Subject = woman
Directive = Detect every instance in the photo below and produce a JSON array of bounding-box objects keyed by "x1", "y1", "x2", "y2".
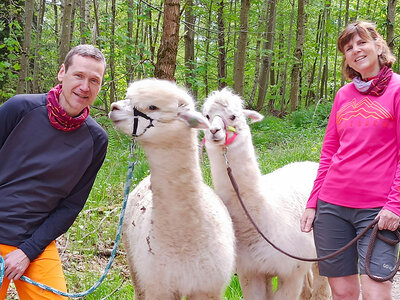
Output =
[{"x1": 300, "y1": 21, "x2": 400, "y2": 300}]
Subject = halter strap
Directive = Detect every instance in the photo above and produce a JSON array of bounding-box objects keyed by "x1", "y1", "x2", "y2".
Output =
[{"x1": 132, "y1": 107, "x2": 154, "y2": 137}]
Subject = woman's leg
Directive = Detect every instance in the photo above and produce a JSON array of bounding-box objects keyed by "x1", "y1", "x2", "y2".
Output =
[
  {"x1": 328, "y1": 275, "x2": 360, "y2": 300},
  {"x1": 360, "y1": 275, "x2": 392, "y2": 300}
]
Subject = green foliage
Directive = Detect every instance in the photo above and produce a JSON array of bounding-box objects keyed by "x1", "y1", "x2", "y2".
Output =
[{"x1": 286, "y1": 101, "x2": 332, "y2": 129}]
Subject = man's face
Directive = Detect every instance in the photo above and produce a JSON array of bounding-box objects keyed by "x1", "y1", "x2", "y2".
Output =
[{"x1": 57, "y1": 55, "x2": 105, "y2": 117}]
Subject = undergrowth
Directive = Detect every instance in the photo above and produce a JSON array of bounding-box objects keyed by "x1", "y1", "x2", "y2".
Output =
[{"x1": 45, "y1": 105, "x2": 327, "y2": 300}]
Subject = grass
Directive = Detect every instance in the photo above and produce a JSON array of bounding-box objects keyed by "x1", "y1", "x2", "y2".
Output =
[{"x1": 48, "y1": 107, "x2": 327, "y2": 299}]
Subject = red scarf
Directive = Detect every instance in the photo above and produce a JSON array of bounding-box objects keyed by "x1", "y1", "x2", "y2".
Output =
[
  {"x1": 353, "y1": 66, "x2": 393, "y2": 96},
  {"x1": 46, "y1": 84, "x2": 90, "y2": 132}
]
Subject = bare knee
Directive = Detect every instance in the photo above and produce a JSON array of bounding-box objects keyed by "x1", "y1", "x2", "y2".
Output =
[
  {"x1": 328, "y1": 275, "x2": 360, "y2": 300},
  {"x1": 360, "y1": 275, "x2": 392, "y2": 300}
]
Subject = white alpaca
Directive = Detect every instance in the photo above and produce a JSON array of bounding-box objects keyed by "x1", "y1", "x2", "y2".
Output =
[
  {"x1": 202, "y1": 88, "x2": 330, "y2": 300},
  {"x1": 109, "y1": 79, "x2": 235, "y2": 300}
]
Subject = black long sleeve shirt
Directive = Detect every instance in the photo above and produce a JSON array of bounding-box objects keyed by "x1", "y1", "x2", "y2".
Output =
[{"x1": 0, "y1": 94, "x2": 108, "y2": 260}]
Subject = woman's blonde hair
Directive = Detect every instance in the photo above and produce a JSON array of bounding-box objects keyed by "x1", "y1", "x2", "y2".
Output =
[{"x1": 337, "y1": 20, "x2": 395, "y2": 79}]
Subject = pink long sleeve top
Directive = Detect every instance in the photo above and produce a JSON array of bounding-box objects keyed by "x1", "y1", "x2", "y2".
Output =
[{"x1": 307, "y1": 73, "x2": 400, "y2": 216}]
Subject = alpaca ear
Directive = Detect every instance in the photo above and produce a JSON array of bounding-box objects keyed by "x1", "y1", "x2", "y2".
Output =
[
  {"x1": 244, "y1": 109, "x2": 264, "y2": 123},
  {"x1": 178, "y1": 110, "x2": 210, "y2": 129}
]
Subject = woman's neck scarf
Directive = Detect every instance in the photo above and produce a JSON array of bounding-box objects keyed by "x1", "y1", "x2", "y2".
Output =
[
  {"x1": 353, "y1": 65, "x2": 393, "y2": 96},
  {"x1": 46, "y1": 84, "x2": 90, "y2": 132}
]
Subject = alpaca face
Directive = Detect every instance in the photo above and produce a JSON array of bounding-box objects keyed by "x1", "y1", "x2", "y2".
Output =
[
  {"x1": 202, "y1": 88, "x2": 263, "y2": 147},
  {"x1": 109, "y1": 78, "x2": 209, "y2": 140}
]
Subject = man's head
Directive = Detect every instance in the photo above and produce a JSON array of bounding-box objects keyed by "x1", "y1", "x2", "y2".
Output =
[
  {"x1": 57, "y1": 45, "x2": 106, "y2": 117},
  {"x1": 63, "y1": 44, "x2": 106, "y2": 74}
]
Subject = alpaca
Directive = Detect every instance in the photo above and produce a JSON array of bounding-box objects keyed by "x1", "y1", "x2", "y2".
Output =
[
  {"x1": 202, "y1": 88, "x2": 330, "y2": 300},
  {"x1": 109, "y1": 79, "x2": 235, "y2": 300}
]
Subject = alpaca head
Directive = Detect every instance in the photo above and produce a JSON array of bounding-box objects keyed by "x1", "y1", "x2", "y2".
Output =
[
  {"x1": 202, "y1": 88, "x2": 263, "y2": 148},
  {"x1": 109, "y1": 78, "x2": 210, "y2": 143}
]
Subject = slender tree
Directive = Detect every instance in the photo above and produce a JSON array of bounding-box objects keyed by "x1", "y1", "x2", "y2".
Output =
[
  {"x1": 32, "y1": 0, "x2": 46, "y2": 93},
  {"x1": 386, "y1": 0, "x2": 397, "y2": 50},
  {"x1": 233, "y1": 0, "x2": 250, "y2": 96},
  {"x1": 185, "y1": 0, "x2": 196, "y2": 96},
  {"x1": 217, "y1": 0, "x2": 227, "y2": 88},
  {"x1": 58, "y1": 0, "x2": 74, "y2": 65},
  {"x1": 289, "y1": 0, "x2": 307, "y2": 112},
  {"x1": 16, "y1": 0, "x2": 35, "y2": 94},
  {"x1": 154, "y1": 0, "x2": 181, "y2": 80},
  {"x1": 256, "y1": 0, "x2": 277, "y2": 111}
]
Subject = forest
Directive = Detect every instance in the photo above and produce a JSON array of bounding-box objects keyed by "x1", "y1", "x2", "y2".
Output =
[{"x1": 1, "y1": 0, "x2": 399, "y2": 116}]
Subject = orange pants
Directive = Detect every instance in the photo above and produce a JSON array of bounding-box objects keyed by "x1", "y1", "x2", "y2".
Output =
[{"x1": 0, "y1": 242, "x2": 67, "y2": 300}]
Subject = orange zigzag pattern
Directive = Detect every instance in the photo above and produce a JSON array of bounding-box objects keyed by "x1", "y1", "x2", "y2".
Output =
[{"x1": 336, "y1": 97, "x2": 393, "y2": 125}]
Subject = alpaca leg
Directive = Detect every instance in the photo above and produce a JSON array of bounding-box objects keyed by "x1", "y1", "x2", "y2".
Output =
[
  {"x1": 273, "y1": 273, "x2": 305, "y2": 300},
  {"x1": 144, "y1": 289, "x2": 180, "y2": 300},
  {"x1": 187, "y1": 288, "x2": 223, "y2": 300},
  {"x1": 238, "y1": 272, "x2": 274, "y2": 299},
  {"x1": 299, "y1": 269, "x2": 313, "y2": 300},
  {"x1": 126, "y1": 257, "x2": 145, "y2": 300},
  {"x1": 310, "y1": 262, "x2": 331, "y2": 300}
]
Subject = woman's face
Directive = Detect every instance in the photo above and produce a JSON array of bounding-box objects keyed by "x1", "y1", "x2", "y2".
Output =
[{"x1": 344, "y1": 33, "x2": 382, "y2": 79}]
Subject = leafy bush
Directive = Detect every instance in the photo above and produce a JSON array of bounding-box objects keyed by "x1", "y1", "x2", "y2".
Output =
[{"x1": 287, "y1": 101, "x2": 333, "y2": 129}]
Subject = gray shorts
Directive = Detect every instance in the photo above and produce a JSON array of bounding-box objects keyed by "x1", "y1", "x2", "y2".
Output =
[{"x1": 313, "y1": 200, "x2": 399, "y2": 279}]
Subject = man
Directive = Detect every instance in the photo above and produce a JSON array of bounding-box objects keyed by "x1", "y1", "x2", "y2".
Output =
[{"x1": 0, "y1": 44, "x2": 108, "y2": 299}]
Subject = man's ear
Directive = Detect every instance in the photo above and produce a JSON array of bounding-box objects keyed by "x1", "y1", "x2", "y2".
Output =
[{"x1": 57, "y1": 64, "x2": 66, "y2": 82}]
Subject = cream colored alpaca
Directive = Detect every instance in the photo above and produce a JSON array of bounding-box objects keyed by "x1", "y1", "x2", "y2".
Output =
[
  {"x1": 109, "y1": 79, "x2": 235, "y2": 300},
  {"x1": 202, "y1": 88, "x2": 330, "y2": 300}
]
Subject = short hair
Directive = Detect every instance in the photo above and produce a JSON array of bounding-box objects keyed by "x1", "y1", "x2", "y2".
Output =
[
  {"x1": 337, "y1": 20, "x2": 395, "y2": 79},
  {"x1": 63, "y1": 44, "x2": 106, "y2": 73}
]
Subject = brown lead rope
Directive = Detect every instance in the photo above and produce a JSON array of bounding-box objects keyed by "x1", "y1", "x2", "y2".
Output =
[{"x1": 226, "y1": 166, "x2": 400, "y2": 281}]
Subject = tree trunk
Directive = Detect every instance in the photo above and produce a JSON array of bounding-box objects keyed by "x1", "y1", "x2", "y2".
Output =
[
  {"x1": 289, "y1": 0, "x2": 307, "y2": 112},
  {"x1": 32, "y1": 0, "x2": 46, "y2": 93},
  {"x1": 333, "y1": 0, "x2": 343, "y2": 94},
  {"x1": 53, "y1": 0, "x2": 59, "y2": 46},
  {"x1": 280, "y1": 2, "x2": 295, "y2": 113},
  {"x1": 249, "y1": 0, "x2": 267, "y2": 108},
  {"x1": 184, "y1": 0, "x2": 196, "y2": 97},
  {"x1": 92, "y1": 0, "x2": 101, "y2": 47},
  {"x1": 154, "y1": 0, "x2": 180, "y2": 81},
  {"x1": 233, "y1": 0, "x2": 250, "y2": 96},
  {"x1": 16, "y1": 0, "x2": 35, "y2": 94},
  {"x1": 126, "y1": 0, "x2": 134, "y2": 83},
  {"x1": 204, "y1": 0, "x2": 213, "y2": 96},
  {"x1": 217, "y1": 0, "x2": 227, "y2": 89},
  {"x1": 256, "y1": 0, "x2": 277, "y2": 111},
  {"x1": 59, "y1": 0, "x2": 74, "y2": 65},
  {"x1": 386, "y1": 0, "x2": 397, "y2": 50},
  {"x1": 109, "y1": 0, "x2": 116, "y2": 108},
  {"x1": 79, "y1": 0, "x2": 87, "y2": 43}
]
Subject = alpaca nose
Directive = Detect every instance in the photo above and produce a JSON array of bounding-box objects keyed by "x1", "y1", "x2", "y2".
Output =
[{"x1": 210, "y1": 128, "x2": 220, "y2": 134}]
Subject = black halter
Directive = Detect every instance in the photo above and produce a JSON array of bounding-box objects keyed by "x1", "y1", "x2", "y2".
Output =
[{"x1": 132, "y1": 107, "x2": 155, "y2": 137}]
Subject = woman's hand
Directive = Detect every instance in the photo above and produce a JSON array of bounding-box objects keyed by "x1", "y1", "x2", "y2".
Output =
[
  {"x1": 300, "y1": 208, "x2": 316, "y2": 233},
  {"x1": 377, "y1": 209, "x2": 400, "y2": 231}
]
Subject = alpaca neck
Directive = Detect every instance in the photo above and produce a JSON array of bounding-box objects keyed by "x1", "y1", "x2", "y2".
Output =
[
  {"x1": 207, "y1": 133, "x2": 264, "y2": 201},
  {"x1": 143, "y1": 132, "x2": 203, "y2": 206}
]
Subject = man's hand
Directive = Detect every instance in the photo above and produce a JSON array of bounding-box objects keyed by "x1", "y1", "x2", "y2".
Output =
[
  {"x1": 300, "y1": 208, "x2": 316, "y2": 233},
  {"x1": 4, "y1": 249, "x2": 30, "y2": 280},
  {"x1": 377, "y1": 209, "x2": 400, "y2": 231}
]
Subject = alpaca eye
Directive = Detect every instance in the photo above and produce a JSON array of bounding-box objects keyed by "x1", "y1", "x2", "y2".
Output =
[
  {"x1": 229, "y1": 115, "x2": 236, "y2": 121},
  {"x1": 206, "y1": 115, "x2": 210, "y2": 120},
  {"x1": 149, "y1": 105, "x2": 158, "y2": 111}
]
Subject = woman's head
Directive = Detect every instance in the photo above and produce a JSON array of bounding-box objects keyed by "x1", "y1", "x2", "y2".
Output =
[{"x1": 338, "y1": 21, "x2": 395, "y2": 79}]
